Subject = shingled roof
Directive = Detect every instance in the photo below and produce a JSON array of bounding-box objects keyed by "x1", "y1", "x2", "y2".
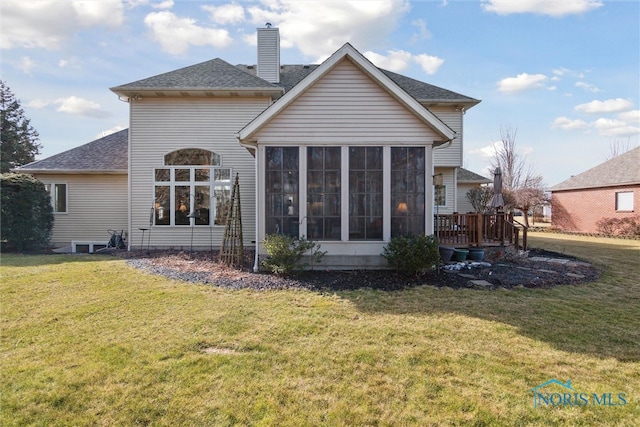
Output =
[
  {"x1": 549, "y1": 146, "x2": 640, "y2": 191},
  {"x1": 15, "y1": 129, "x2": 128, "y2": 174},
  {"x1": 458, "y1": 168, "x2": 491, "y2": 183},
  {"x1": 237, "y1": 64, "x2": 480, "y2": 106},
  {"x1": 111, "y1": 58, "x2": 282, "y2": 93}
]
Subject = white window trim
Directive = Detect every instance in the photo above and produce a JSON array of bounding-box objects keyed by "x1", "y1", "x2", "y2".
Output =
[
  {"x1": 270, "y1": 145, "x2": 430, "y2": 243},
  {"x1": 45, "y1": 182, "x2": 68, "y2": 214},
  {"x1": 153, "y1": 167, "x2": 232, "y2": 227},
  {"x1": 616, "y1": 191, "x2": 634, "y2": 212}
]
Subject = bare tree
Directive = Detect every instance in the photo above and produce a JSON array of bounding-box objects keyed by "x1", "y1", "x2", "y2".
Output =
[
  {"x1": 606, "y1": 137, "x2": 632, "y2": 160},
  {"x1": 490, "y1": 125, "x2": 547, "y2": 227},
  {"x1": 466, "y1": 186, "x2": 493, "y2": 213}
]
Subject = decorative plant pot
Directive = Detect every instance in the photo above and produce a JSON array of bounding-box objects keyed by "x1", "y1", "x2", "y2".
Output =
[
  {"x1": 439, "y1": 246, "x2": 455, "y2": 262},
  {"x1": 453, "y1": 249, "x2": 469, "y2": 262},
  {"x1": 468, "y1": 248, "x2": 485, "y2": 261}
]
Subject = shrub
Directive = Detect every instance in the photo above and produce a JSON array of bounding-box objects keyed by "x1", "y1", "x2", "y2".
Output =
[
  {"x1": 1, "y1": 173, "x2": 53, "y2": 251},
  {"x1": 596, "y1": 216, "x2": 640, "y2": 237},
  {"x1": 382, "y1": 234, "x2": 439, "y2": 276},
  {"x1": 262, "y1": 234, "x2": 325, "y2": 275}
]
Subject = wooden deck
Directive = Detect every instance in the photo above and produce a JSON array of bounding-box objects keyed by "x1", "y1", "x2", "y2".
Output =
[{"x1": 434, "y1": 213, "x2": 528, "y2": 250}]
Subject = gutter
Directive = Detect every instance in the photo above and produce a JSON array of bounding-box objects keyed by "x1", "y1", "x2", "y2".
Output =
[{"x1": 11, "y1": 169, "x2": 127, "y2": 175}]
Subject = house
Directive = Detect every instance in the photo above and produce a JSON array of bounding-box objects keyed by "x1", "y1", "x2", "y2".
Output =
[
  {"x1": 549, "y1": 146, "x2": 639, "y2": 234},
  {"x1": 14, "y1": 129, "x2": 129, "y2": 253},
  {"x1": 17, "y1": 26, "x2": 481, "y2": 268},
  {"x1": 455, "y1": 168, "x2": 492, "y2": 213}
]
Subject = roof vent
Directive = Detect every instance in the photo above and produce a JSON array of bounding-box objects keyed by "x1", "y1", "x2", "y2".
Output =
[{"x1": 257, "y1": 25, "x2": 280, "y2": 83}]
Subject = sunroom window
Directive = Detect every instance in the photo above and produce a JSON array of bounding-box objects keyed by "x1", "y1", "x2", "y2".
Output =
[
  {"x1": 154, "y1": 149, "x2": 230, "y2": 226},
  {"x1": 349, "y1": 147, "x2": 383, "y2": 240},
  {"x1": 391, "y1": 147, "x2": 425, "y2": 237},
  {"x1": 265, "y1": 147, "x2": 299, "y2": 236},
  {"x1": 307, "y1": 147, "x2": 341, "y2": 240}
]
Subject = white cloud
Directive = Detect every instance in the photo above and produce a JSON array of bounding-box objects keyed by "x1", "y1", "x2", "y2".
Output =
[
  {"x1": 364, "y1": 50, "x2": 444, "y2": 74},
  {"x1": 575, "y1": 98, "x2": 634, "y2": 114},
  {"x1": 469, "y1": 141, "x2": 502, "y2": 159},
  {"x1": 72, "y1": 1, "x2": 124, "y2": 26},
  {"x1": 125, "y1": 0, "x2": 173, "y2": 9},
  {"x1": 575, "y1": 81, "x2": 600, "y2": 93},
  {"x1": 365, "y1": 50, "x2": 412, "y2": 72},
  {"x1": 593, "y1": 118, "x2": 640, "y2": 137},
  {"x1": 144, "y1": 11, "x2": 233, "y2": 55},
  {"x1": 151, "y1": 0, "x2": 174, "y2": 9},
  {"x1": 551, "y1": 117, "x2": 590, "y2": 131},
  {"x1": 203, "y1": 3, "x2": 246, "y2": 25},
  {"x1": 411, "y1": 19, "x2": 432, "y2": 42},
  {"x1": 27, "y1": 99, "x2": 51, "y2": 109},
  {"x1": 0, "y1": 1, "x2": 124, "y2": 50},
  {"x1": 414, "y1": 54, "x2": 445, "y2": 75},
  {"x1": 497, "y1": 73, "x2": 548, "y2": 93},
  {"x1": 18, "y1": 56, "x2": 36, "y2": 74},
  {"x1": 245, "y1": 0, "x2": 411, "y2": 62},
  {"x1": 58, "y1": 57, "x2": 82, "y2": 68},
  {"x1": 55, "y1": 96, "x2": 111, "y2": 118},
  {"x1": 481, "y1": 0, "x2": 603, "y2": 17},
  {"x1": 619, "y1": 110, "x2": 640, "y2": 124}
]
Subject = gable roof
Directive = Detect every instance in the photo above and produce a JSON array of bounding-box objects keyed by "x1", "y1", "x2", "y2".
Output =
[
  {"x1": 458, "y1": 168, "x2": 491, "y2": 184},
  {"x1": 15, "y1": 129, "x2": 128, "y2": 174},
  {"x1": 549, "y1": 146, "x2": 640, "y2": 191},
  {"x1": 238, "y1": 43, "x2": 457, "y2": 143},
  {"x1": 110, "y1": 58, "x2": 284, "y2": 98},
  {"x1": 238, "y1": 64, "x2": 481, "y2": 107}
]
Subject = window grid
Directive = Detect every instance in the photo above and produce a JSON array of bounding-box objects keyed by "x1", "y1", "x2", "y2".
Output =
[
  {"x1": 265, "y1": 147, "x2": 299, "y2": 237},
  {"x1": 349, "y1": 147, "x2": 383, "y2": 240},
  {"x1": 390, "y1": 147, "x2": 425, "y2": 237},
  {"x1": 153, "y1": 167, "x2": 231, "y2": 226},
  {"x1": 307, "y1": 147, "x2": 341, "y2": 240}
]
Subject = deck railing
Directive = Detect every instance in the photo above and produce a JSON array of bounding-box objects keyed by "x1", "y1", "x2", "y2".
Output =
[{"x1": 434, "y1": 212, "x2": 528, "y2": 250}]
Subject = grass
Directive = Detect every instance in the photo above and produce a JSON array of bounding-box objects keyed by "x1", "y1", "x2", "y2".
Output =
[{"x1": 1, "y1": 232, "x2": 639, "y2": 426}]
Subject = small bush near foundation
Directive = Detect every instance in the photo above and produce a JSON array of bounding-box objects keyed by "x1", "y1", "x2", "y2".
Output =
[
  {"x1": 382, "y1": 234, "x2": 439, "y2": 276},
  {"x1": 262, "y1": 234, "x2": 325, "y2": 275},
  {"x1": 596, "y1": 216, "x2": 640, "y2": 237}
]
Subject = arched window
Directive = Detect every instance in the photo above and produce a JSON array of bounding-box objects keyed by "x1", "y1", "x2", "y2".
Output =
[
  {"x1": 164, "y1": 149, "x2": 221, "y2": 166},
  {"x1": 154, "y1": 149, "x2": 230, "y2": 227}
]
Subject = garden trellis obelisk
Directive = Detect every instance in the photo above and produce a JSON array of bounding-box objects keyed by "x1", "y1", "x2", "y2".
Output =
[{"x1": 220, "y1": 173, "x2": 244, "y2": 266}]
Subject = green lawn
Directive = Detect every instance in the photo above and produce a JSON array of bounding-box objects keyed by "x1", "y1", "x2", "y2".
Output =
[{"x1": 1, "y1": 233, "x2": 639, "y2": 426}]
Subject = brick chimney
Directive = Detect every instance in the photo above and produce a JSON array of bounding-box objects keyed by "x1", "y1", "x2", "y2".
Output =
[{"x1": 257, "y1": 24, "x2": 280, "y2": 83}]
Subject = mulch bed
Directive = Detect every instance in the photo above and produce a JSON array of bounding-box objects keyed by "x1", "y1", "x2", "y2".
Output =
[{"x1": 116, "y1": 248, "x2": 601, "y2": 292}]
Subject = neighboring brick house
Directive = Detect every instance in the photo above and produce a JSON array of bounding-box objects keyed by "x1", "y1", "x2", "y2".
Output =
[{"x1": 549, "y1": 146, "x2": 640, "y2": 233}]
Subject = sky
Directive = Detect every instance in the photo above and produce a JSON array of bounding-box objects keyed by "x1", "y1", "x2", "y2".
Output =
[{"x1": 1, "y1": 0, "x2": 638, "y2": 186}]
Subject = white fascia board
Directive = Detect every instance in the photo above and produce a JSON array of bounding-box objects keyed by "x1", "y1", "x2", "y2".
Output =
[{"x1": 238, "y1": 43, "x2": 455, "y2": 142}]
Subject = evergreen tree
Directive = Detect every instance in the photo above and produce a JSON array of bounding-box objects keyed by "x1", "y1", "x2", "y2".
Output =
[
  {"x1": 1, "y1": 173, "x2": 54, "y2": 251},
  {"x1": 1, "y1": 81, "x2": 41, "y2": 173}
]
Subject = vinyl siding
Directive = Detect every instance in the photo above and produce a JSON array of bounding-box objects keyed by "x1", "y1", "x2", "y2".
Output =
[
  {"x1": 35, "y1": 173, "x2": 128, "y2": 247},
  {"x1": 457, "y1": 183, "x2": 479, "y2": 213},
  {"x1": 129, "y1": 97, "x2": 269, "y2": 249},
  {"x1": 429, "y1": 106, "x2": 463, "y2": 167},
  {"x1": 250, "y1": 58, "x2": 444, "y2": 265},
  {"x1": 253, "y1": 58, "x2": 443, "y2": 144},
  {"x1": 434, "y1": 167, "x2": 457, "y2": 214}
]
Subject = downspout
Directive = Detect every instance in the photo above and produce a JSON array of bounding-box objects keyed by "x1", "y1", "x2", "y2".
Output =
[{"x1": 239, "y1": 140, "x2": 260, "y2": 272}]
